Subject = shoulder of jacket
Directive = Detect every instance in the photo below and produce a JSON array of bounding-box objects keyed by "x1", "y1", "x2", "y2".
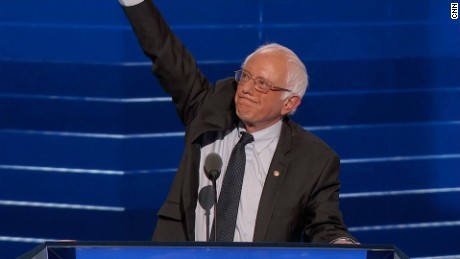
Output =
[{"x1": 285, "y1": 119, "x2": 338, "y2": 158}]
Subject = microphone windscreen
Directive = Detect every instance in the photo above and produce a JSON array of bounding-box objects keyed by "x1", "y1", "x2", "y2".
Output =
[
  {"x1": 204, "y1": 153, "x2": 222, "y2": 180},
  {"x1": 198, "y1": 185, "x2": 215, "y2": 210}
]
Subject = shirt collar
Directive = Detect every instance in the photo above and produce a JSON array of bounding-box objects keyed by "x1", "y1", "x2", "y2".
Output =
[{"x1": 238, "y1": 120, "x2": 282, "y2": 154}]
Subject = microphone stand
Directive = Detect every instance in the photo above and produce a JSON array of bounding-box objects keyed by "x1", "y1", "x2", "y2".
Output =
[
  {"x1": 205, "y1": 209, "x2": 210, "y2": 242},
  {"x1": 198, "y1": 185, "x2": 215, "y2": 242},
  {"x1": 204, "y1": 153, "x2": 222, "y2": 242},
  {"x1": 211, "y1": 177, "x2": 218, "y2": 242}
]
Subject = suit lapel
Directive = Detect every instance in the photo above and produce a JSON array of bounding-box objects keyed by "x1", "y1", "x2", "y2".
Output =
[{"x1": 253, "y1": 120, "x2": 292, "y2": 241}]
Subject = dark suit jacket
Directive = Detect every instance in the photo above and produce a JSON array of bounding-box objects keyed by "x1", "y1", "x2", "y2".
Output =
[{"x1": 123, "y1": 0, "x2": 355, "y2": 243}]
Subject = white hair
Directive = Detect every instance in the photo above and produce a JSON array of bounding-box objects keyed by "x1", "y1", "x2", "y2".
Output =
[{"x1": 241, "y1": 43, "x2": 308, "y2": 114}]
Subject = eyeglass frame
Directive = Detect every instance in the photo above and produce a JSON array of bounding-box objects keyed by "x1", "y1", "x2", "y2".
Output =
[{"x1": 234, "y1": 69, "x2": 292, "y2": 94}]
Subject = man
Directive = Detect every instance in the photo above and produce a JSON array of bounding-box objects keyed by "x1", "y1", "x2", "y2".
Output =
[{"x1": 120, "y1": 0, "x2": 358, "y2": 244}]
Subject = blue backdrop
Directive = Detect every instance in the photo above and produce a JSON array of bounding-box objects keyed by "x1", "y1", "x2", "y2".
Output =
[{"x1": 0, "y1": 0, "x2": 459, "y2": 258}]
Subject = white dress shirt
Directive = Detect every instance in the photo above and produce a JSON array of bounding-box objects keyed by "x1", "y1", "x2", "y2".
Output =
[
  {"x1": 118, "y1": 0, "x2": 144, "y2": 7},
  {"x1": 195, "y1": 120, "x2": 282, "y2": 242}
]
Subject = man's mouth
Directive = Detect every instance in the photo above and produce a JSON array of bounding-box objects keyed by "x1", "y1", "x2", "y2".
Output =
[{"x1": 238, "y1": 95, "x2": 257, "y2": 104}]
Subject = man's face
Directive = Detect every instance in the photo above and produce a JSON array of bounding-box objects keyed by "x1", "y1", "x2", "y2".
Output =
[{"x1": 234, "y1": 51, "x2": 299, "y2": 133}]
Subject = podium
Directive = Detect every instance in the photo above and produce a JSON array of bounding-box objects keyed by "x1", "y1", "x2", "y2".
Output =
[{"x1": 19, "y1": 241, "x2": 409, "y2": 259}]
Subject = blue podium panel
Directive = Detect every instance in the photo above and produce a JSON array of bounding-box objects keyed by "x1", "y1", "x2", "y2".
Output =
[
  {"x1": 19, "y1": 242, "x2": 408, "y2": 259},
  {"x1": 76, "y1": 247, "x2": 367, "y2": 259}
]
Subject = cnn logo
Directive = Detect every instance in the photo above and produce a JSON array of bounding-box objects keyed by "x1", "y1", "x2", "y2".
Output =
[{"x1": 453, "y1": 3, "x2": 458, "y2": 19}]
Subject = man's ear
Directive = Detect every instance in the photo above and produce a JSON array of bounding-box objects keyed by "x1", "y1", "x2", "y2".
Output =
[{"x1": 281, "y1": 95, "x2": 301, "y2": 115}]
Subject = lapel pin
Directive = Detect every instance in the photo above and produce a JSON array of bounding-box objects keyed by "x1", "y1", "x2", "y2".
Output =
[{"x1": 273, "y1": 171, "x2": 280, "y2": 177}]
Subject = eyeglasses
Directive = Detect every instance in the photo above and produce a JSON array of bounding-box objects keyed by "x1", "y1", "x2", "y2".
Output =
[{"x1": 234, "y1": 69, "x2": 292, "y2": 94}]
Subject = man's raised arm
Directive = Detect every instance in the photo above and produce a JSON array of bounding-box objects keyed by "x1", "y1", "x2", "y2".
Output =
[{"x1": 119, "y1": 0, "x2": 212, "y2": 125}]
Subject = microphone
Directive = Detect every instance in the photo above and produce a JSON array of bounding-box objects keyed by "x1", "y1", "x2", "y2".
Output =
[
  {"x1": 198, "y1": 185, "x2": 215, "y2": 242},
  {"x1": 203, "y1": 153, "x2": 222, "y2": 242},
  {"x1": 204, "y1": 152, "x2": 222, "y2": 181},
  {"x1": 198, "y1": 185, "x2": 215, "y2": 211}
]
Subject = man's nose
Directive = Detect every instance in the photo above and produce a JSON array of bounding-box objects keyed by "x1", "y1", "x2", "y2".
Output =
[{"x1": 240, "y1": 78, "x2": 256, "y2": 93}]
